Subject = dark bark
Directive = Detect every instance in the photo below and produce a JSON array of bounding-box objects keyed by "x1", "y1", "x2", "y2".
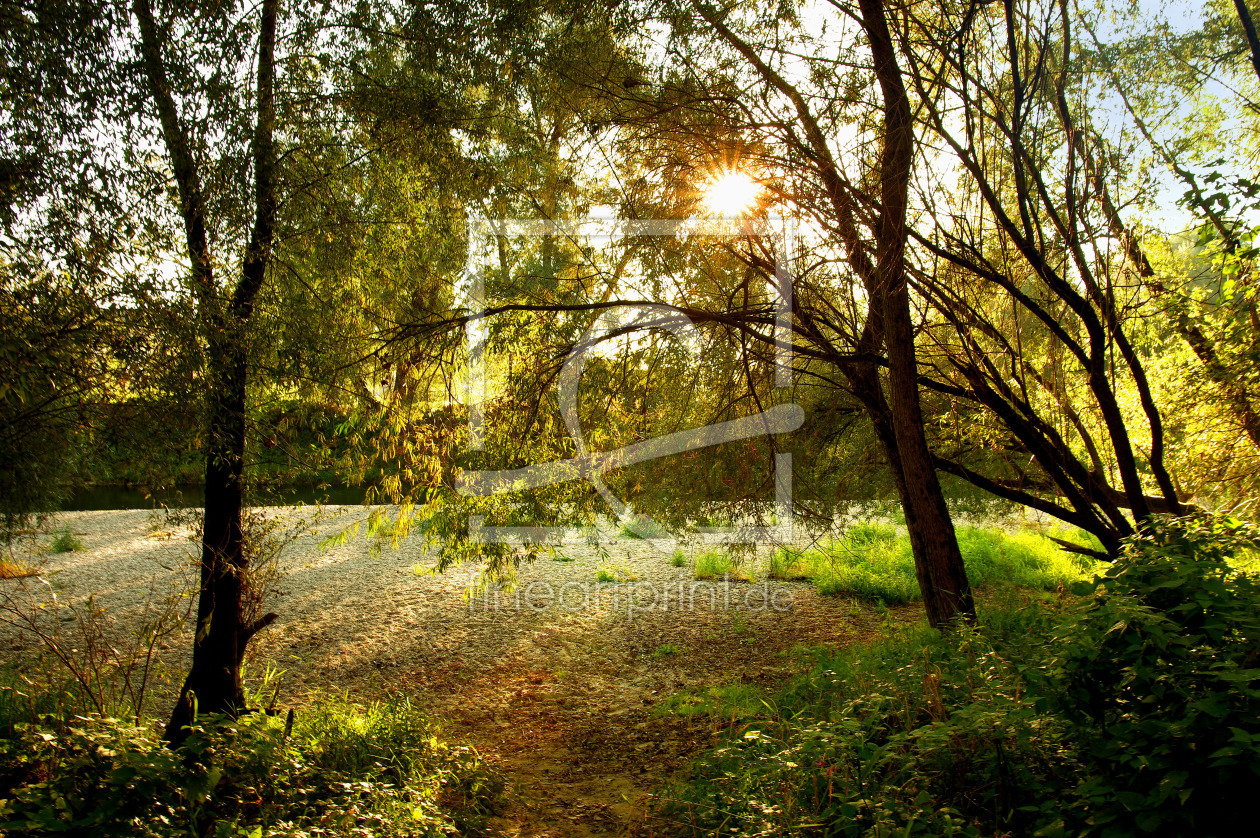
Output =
[
  {"x1": 858, "y1": 0, "x2": 974, "y2": 627},
  {"x1": 134, "y1": 0, "x2": 280, "y2": 744},
  {"x1": 1234, "y1": 0, "x2": 1260, "y2": 84},
  {"x1": 699, "y1": 0, "x2": 974, "y2": 626}
]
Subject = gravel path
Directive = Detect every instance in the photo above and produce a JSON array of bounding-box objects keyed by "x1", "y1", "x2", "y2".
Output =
[{"x1": 2, "y1": 506, "x2": 923, "y2": 836}]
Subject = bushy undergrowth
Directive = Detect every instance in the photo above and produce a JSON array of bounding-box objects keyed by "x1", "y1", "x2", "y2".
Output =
[
  {"x1": 654, "y1": 515, "x2": 1260, "y2": 837},
  {"x1": 0, "y1": 694, "x2": 502, "y2": 837},
  {"x1": 771, "y1": 523, "x2": 1097, "y2": 602}
]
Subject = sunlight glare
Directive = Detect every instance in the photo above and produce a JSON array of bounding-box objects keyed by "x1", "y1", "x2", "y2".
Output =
[{"x1": 702, "y1": 171, "x2": 761, "y2": 215}]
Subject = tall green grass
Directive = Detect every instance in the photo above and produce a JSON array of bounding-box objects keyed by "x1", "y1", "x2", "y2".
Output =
[
  {"x1": 771, "y1": 523, "x2": 1099, "y2": 602},
  {"x1": 651, "y1": 597, "x2": 1080, "y2": 837}
]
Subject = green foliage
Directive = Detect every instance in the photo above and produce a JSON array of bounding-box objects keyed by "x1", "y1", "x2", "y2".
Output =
[
  {"x1": 655, "y1": 683, "x2": 765, "y2": 724},
  {"x1": 1048, "y1": 514, "x2": 1260, "y2": 837},
  {"x1": 0, "y1": 695, "x2": 502, "y2": 837},
  {"x1": 652, "y1": 643, "x2": 680, "y2": 660},
  {"x1": 0, "y1": 274, "x2": 103, "y2": 543},
  {"x1": 669, "y1": 549, "x2": 687, "y2": 568},
  {"x1": 618, "y1": 516, "x2": 671, "y2": 540},
  {"x1": 773, "y1": 525, "x2": 1096, "y2": 603},
  {"x1": 653, "y1": 514, "x2": 1260, "y2": 837},
  {"x1": 654, "y1": 600, "x2": 1078, "y2": 837},
  {"x1": 49, "y1": 528, "x2": 84, "y2": 554},
  {"x1": 595, "y1": 560, "x2": 638, "y2": 583},
  {"x1": 693, "y1": 549, "x2": 755, "y2": 582}
]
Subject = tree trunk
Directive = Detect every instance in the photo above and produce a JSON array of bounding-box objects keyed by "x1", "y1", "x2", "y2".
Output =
[
  {"x1": 167, "y1": 342, "x2": 250, "y2": 741},
  {"x1": 134, "y1": 0, "x2": 280, "y2": 743},
  {"x1": 859, "y1": 0, "x2": 974, "y2": 626}
]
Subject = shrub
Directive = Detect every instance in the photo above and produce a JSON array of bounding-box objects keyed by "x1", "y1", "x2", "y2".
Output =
[
  {"x1": 1049, "y1": 514, "x2": 1260, "y2": 837},
  {"x1": 0, "y1": 695, "x2": 503, "y2": 837}
]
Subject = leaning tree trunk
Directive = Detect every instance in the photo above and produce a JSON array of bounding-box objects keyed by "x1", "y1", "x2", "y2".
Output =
[{"x1": 859, "y1": 0, "x2": 974, "y2": 626}]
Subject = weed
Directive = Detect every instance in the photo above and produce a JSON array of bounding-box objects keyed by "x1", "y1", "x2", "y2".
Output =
[
  {"x1": 669, "y1": 549, "x2": 687, "y2": 568},
  {"x1": 655, "y1": 683, "x2": 764, "y2": 724},
  {"x1": 596, "y1": 560, "x2": 638, "y2": 583},
  {"x1": 652, "y1": 643, "x2": 680, "y2": 659},
  {"x1": 50, "y1": 528, "x2": 84, "y2": 553},
  {"x1": 694, "y1": 549, "x2": 755, "y2": 582}
]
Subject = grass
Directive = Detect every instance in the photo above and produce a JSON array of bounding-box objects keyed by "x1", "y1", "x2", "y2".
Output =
[
  {"x1": 650, "y1": 598, "x2": 1071, "y2": 836},
  {"x1": 650, "y1": 520, "x2": 1260, "y2": 837},
  {"x1": 50, "y1": 528, "x2": 85, "y2": 553},
  {"x1": 617, "y1": 516, "x2": 671, "y2": 539},
  {"x1": 654, "y1": 682, "x2": 765, "y2": 723},
  {"x1": 669, "y1": 549, "x2": 687, "y2": 567},
  {"x1": 595, "y1": 560, "x2": 638, "y2": 583},
  {"x1": 771, "y1": 523, "x2": 1098, "y2": 603},
  {"x1": 652, "y1": 643, "x2": 680, "y2": 659},
  {"x1": 693, "y1": 549, "x2": 756, "y2": 582}
]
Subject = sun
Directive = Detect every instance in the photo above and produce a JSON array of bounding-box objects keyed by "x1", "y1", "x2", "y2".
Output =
[{"x1": 701, "y1": 170, "x2": 762, "y2": 215}]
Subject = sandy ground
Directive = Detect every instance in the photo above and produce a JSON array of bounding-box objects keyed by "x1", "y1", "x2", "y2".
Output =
[{"x1": 2, "y1": 506, "x2": 924, "y2": 836}]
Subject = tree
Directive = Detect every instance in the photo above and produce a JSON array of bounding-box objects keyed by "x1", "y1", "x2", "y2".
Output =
[
  {"x1": 382, "y1": 0, "x2": 978, "y2": 626},
  {"x1": 1076, "y1": 0, "x2": 1260, "y2": 497},
  {"x1": 601, "y1": 0, "x2": 980, "y2": 625},
  {"x1": 130, "y1": 0, "x2": 284, "y2": 738}
]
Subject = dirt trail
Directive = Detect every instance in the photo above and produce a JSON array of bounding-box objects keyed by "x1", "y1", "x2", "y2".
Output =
[{"x1": 317, "y1": 589, "x2": 920, "y2": 837}]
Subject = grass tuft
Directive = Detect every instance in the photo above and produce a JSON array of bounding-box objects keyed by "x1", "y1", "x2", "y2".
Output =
[
  {"x1": 655, "y1": 682, "x2": 765, "y2": 723},
  {"x1": 694, "y1": 549, "x2": 756, "y2": 582},
  {"x1": 50, "y1": 528, "x2": 85, "y2": 553},
  {"x1": 596, "y1": 560, "x2": 638, "y2": 583},
  {"x1": 651, "y1": 643, "x2": 680, "y2": 659}
]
